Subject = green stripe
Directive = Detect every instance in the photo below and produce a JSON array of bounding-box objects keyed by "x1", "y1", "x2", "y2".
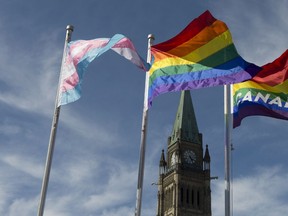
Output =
[
  {"x1": 150, "y1": 44, "x2": 239, "y2": 82},
  {"x1": 197, "y1": 44, "x2": 238, "y2": 66},
  {"x1": 234, "y1": 88, "x2": 288, "y2": 104}
]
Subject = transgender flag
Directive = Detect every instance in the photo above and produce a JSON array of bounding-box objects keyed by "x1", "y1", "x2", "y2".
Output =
[{"x1": 58, "y1": 34, "x2": 148, "y2": 106}]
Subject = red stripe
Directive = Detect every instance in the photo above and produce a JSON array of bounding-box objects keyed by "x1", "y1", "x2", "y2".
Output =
[
  {"x1": 152, "y1": 10, "x2": 217, "y2": 52},
  {"x1": 252, "y1": 50, "x2": 288, "y2": 86}
]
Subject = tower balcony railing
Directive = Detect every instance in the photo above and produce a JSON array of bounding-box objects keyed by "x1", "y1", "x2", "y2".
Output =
[{"x1": 163, "y1": 163, "x2": 204, "y2": 177}]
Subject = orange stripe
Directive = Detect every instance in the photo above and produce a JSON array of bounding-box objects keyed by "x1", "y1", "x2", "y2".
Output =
[{"x1": 167, "y1": 20, "x2": 228, "y2": 57}]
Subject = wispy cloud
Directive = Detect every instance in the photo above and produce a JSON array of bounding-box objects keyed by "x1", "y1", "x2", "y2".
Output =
[
  {"x1": 1, "y1": 154, "x2": 43, "y2": 179},
  {"x1": 6, "y1": 197, "x2": 38, "y2": 216},
  {"x1": 212, "y1": 165, "x2": 288, "y2": 216},
  {"x1": 83, "y1": 161, "x2": 137, "y2": 211},
  {"x1": 0, "y1": 27, "x2": 61, "y2": 115},
  {"x1": 214, "y1": 0, "x2": 287, "y2": 64}
]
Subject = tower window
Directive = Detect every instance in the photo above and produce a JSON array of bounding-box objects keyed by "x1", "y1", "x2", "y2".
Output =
[
  {"x1": 191, "y1": 189, "x2": 194, "y2": 205},
  {"x1": 197, "y1": 190, "x2": 200, "y2": 207},
  {"x1": 186, "y1": 189, "x2": 189, "y2": 204},
  {"x1": 180, "y1": 188, "x2": 183, "y2": 204}
]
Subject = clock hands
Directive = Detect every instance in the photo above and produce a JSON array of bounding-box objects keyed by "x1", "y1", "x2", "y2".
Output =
[
  {"x1": 184, "y1": 150, "x2": 196, "y2": 164},
  {"x1": 189, "y1": 155, "x2": 195, "y2": 163},
  {"x1": 189, "y1": 156, "x2": 193, "y2": 161}
]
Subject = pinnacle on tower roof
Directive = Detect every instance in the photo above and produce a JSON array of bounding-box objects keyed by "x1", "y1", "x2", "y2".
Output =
[
  {"x1": 159, "y1": 149, "x2": 166, "y2": 167},
  {"x1": 204, "y1": 144, "x2": 211, "y2": 162},
  {"x1": 169, "y1": 90, "x2": 201, "y2": 145}
]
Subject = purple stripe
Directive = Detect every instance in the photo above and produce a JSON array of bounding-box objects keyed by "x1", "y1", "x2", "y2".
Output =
[
  {"x1": 233, "y1": 102, "x2": 288, "y2": 128},
  {"x1": 148, "y1": 70, "x2": 252, "y2": 107}
]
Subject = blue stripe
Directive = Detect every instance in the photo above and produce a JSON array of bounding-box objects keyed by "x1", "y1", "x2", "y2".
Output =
[
  {"x1": 149, "y1": 66, "x2": 251, "y2": 91},
  {"x1": 60, "y1": 84, "x2": 82, "y2": 106},
  {"x1": 150, "y1": 56, "x2": 259, "y2": 83}
]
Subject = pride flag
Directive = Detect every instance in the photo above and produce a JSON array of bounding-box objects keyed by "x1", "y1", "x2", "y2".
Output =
[
  {"x1": 148, "y1": 10, "x2": 260, "y2": 107},
  {"x1": 233, "y1": 50, "x2": 288, "y2": 128},
  {"x1": 58, "y1": 34, "x2": 147, "y2": 106}
]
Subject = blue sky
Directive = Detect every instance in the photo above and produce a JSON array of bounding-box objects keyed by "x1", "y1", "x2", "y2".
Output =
[{"x1": 0, "y1": 0, "x2": 287, "y2": 216}]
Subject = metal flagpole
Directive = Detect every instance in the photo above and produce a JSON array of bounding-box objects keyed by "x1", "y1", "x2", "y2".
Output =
[
  {"x1": 135, "y1": 34, "x2": 154, "y2": 216},
  {"x1": 37, "y1": 25, "x2": 74, "y2": 216},
  {"x1": 224, "y1": 84, "x2": 233, "y2": 216}
]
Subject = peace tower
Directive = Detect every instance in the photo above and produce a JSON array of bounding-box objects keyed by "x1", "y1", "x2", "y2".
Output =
[{"x1": 156, "y1": 90, "x2": 212, "y2": 216}]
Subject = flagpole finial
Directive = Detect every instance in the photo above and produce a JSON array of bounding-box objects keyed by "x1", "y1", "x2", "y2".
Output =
[
  {"x1": 66, "y1": 25, "x2": 74, "y2": 32},
  {"x1": 148, "y1": 34, "x2": 155, "y2": 40}
]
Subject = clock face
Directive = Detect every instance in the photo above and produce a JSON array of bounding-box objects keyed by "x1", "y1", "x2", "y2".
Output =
[
  {"x1": 171, "y1": 152, "x2": 176, "y2": 165},
  {"x1": 183, "y1": 150, "x2": 196, "y2": 164}
]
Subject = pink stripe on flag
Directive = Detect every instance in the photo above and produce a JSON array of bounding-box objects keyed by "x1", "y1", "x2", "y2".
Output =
[
  {"x1": 60, "y1": 71, "x2": 79, "y2": 93},
  {"x1": 69, "y1": 39, "x2": 110, "y2": 65},
  {"x1": 111, "y1": 37, "x2": 136, "y2": 50}
]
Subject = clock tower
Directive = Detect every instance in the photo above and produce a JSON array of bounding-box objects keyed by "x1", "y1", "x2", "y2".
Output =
[{"x1": 156, "y1": 91, "x2": 212, "y2": 216}]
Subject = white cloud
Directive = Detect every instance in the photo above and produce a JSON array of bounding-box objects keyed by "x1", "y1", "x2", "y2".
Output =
[
  {"x1": 212, "y1": 165, "x2": 288, "y2": 216},
  {"x1": 214, "y1": 0, "x2": 287, "y2": 65},
  {"x1": 83, "y1": 161, "x2": 137, "y2": 211},
  {"x1": 100, "y1": 206, "x2": 134, "y2": 216},
  {"x1": 0, "y1": 29, "x2": 61, "y2": 115},
  {"x1": 59, "y1": 109, "x2": 118, "y2": 146},
  {"x1": 1, "y1": 154, "x2": 43, "y2": 179},
  {"x1": 6, "y1": 197, "x2": 38, "y2": 216},
  {"x1": 0, "y1": 182, "x2": 12, "y2": 215},
  {"x1": 0, "y1": 154, "x2": 139, "y2": 216},
  {"x1": 5, "y1": 195, "x2": 75, "y2": 216}
]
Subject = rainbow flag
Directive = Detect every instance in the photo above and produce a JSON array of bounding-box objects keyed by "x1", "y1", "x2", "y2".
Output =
[
  {"x1": 233, "y1": 50, "x2": 288, "y2": 128},
  {"x1": 58, "y1": 34, "x2": 147, "y2": 106},
  {"x1": 148, "y1": 10, "x2": 260, "y2": 107}
]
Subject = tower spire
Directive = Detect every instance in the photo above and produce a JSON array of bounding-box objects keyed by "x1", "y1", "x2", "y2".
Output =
[
  {"x1": 169, "y1": 90, "x2": 201, "y2": 145},
  {"x1": 159, "y1": 149, "x2": 166, "y2": 175}
]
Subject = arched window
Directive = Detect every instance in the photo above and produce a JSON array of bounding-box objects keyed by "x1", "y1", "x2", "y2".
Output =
[{"x1": 186, "y1": 188, "x2": 189, "y2": 204}]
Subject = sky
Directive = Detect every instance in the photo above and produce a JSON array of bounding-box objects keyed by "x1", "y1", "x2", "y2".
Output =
[{"x1": 0, "y1": 0, "x2": 287, "y2": 216}]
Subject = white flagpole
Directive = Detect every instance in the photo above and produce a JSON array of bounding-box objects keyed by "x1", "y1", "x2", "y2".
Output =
[
  {"x1": 37, "y1": 25, "x2": 74, "y2": 216},
  {"x1": 224, "y1": 84, "x2": 233, "y2": 216},
  {"x1": 135, "y1": 34, "x2": 154, "y2": 216}
]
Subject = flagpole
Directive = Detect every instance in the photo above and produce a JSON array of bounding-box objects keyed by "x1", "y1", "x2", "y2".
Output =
[
  {"x1": 135, "y1": 34, "x2": 154, "y2": 216},
  {"x1": 37, "y1": 25, "x2": 74, "y2": 216},
  {"x1": 224, "y1": 84, "x2": 233, "y2": 216}
]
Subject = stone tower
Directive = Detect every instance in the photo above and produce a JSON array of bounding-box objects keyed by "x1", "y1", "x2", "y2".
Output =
[{"x1": 156, "y1": 91, "x2": 212, "y2": 216}]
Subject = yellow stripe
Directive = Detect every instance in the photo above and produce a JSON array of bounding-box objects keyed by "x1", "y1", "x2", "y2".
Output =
[
  {"x1": 183, "y1": 30, "x2": 232, "y2": 59},
  {"x1": 233, "y1": 80, "x2": 288, "y2": 94},
  {"x1": 149, "y1": 30, "x2": 233, "y2": 76},
  {"x1": 149, "y1": 57, "x2": 196, "y2": 76}
]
